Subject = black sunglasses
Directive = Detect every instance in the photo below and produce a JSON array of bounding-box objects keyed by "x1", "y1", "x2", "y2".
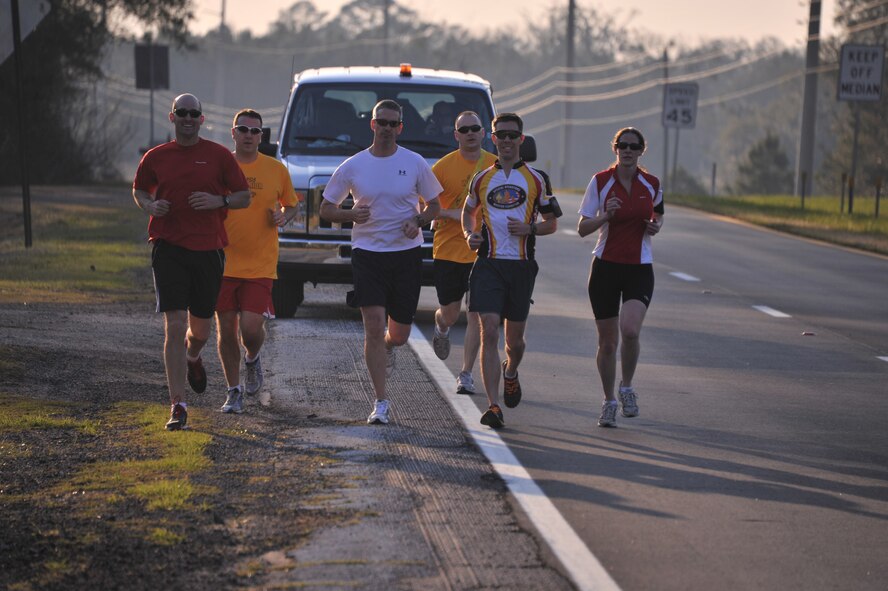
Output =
[
  {"x1": 374, "y1": 118, "x2": 402, "y2": 128},
  {"x1": 493, "y1": 130, "x2": 521, "y2": 140},
  {"x1": 456, "y1": 124, "x2": 482, "y2": 134},
  {"x1": 615, "y1": 141, "x2": 643, "y2": 151},
  {"x1": 173, "y1": 108, "x2": 202, "y2": 118},
  {"x1": 234, "y1": 125, "x2": 262, "y2": 135}
]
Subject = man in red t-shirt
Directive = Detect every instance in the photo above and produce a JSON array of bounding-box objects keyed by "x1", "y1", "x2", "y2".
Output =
[{"x1": 133, "y1": 93, "x2": 251, "y2": 431}]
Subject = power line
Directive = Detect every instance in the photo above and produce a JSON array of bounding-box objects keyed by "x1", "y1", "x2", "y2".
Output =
[
  {"x1": 496, "y1": 48, "x2": 739, "y2": 106},
  {"x1": 526, "y1": 64, "x2": 839, "y2": 135},
  {"x1": 200, "y1": 31, "x2": 428, "y2": 57},
  {"x1": 846, "y1": 14, "x2": 888, "y2": 34},
  {"x1": 500, "y1": 47, "x2": 789, "y2": 115}
]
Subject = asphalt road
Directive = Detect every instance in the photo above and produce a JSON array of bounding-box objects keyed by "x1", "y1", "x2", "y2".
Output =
[{"x1": 414, "y1": 195, "x2": 888, "y2": 590}]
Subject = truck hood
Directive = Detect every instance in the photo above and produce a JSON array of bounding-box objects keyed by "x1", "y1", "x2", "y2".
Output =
[
  {"x1": 281, "y1": 154, "x2": 345, "y2": 185},
  {"x1": 281, "y1": 152, "x2": 438, "y2": 186}
]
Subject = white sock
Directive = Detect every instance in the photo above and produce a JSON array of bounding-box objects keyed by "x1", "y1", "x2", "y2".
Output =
[{"x1": 245, "y1": 353, "x2": 259, "y2": 364}]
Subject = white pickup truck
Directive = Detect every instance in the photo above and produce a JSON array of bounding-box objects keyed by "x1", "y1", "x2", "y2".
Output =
[{"x1": 262, "y1": 64, "x2": 535, "y2": 316}]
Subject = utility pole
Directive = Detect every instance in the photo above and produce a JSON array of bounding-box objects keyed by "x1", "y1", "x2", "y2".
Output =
[
  {"x1": 662, "y1": 48, "x2": 669, "y2": 188},
  {"x1": 220, "y1": 0, "x2": 226, "y2": 29},
  {"x1": 561, "y1": 0, "x2": 576, "y2": 188},
  {"x1": 795, "y1": 0, "x2": 821, "y2": 197},
  {"x1": 11, "y1": 0, "x2": 32, "y2": 247},
  {"x1": 383, "y1": 0, "x2": 391, "y2": 64}
]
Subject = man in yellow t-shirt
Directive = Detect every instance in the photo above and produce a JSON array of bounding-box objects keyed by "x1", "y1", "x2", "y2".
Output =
[
  {"x1": 216, "y1": 108, "x2": 299, "y2": 414},
  {"x1": 430, "y1": 111, "x2": 496, "y2": 396}
]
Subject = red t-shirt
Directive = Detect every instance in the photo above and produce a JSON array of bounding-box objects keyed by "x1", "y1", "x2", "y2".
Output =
[{"x1": 133, "y1": 138, "x2": 249, "y2": 250}]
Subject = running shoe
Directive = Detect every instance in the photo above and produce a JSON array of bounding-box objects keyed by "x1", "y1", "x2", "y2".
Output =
[
  {"x1": 221, "y1": 385, "x2": 244, "y2": 414},
  {"x1": 244, "y1": 356, "x2": 263, "y2": 395},
  {"x1": 480, "y1": 404, "x2": 504, "y2": 429},
  {"x1": 165, "y1": 403, "x2": 188, "y2": 431},
  {"x1": 432, "y1": 329, "x2": 451, "y2": 360},
  {"x1": 368, "y1": 399, "x2": 390, "y2": 424},
  {"x1": 502, "y1": 360, "x2": 522, "y2": 408},
  {"x1": 186, "y1": 356, "x2": 207, "y2": 394},
  {"x1": 456, "y1": 371, "x2": 475, "y2": 395},
  {"x1": 598, "y1": 401, "x2": 618, "y2": 428},
  {"x1": 385, "y1": 345, "x2": 396, "y2": 378},
  {"x1": 618, "y1": 383, "x2": 639, "y2": 417}
]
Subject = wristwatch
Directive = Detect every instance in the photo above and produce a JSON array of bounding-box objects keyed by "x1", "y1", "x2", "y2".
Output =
[{"x1": 222, "y1": 195, "x2": 230, "y2": 208}]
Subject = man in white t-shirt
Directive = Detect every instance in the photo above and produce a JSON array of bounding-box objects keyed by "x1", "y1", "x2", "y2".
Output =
[{"x1": 320, "y1": 99, "x2": 442, "y2": 425}]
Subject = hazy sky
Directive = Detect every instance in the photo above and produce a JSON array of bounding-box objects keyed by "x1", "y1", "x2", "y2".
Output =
[{"x1": 192, "y1": 0, "x2": 838, "y2": 48}]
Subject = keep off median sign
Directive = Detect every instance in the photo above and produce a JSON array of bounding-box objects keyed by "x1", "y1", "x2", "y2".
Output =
[
  {"x1": 838, "y1": 44, "x2": 884, "y2": 102},
  {"x1": 662, "y1": 82, "x2": 699, "y2": 129}
]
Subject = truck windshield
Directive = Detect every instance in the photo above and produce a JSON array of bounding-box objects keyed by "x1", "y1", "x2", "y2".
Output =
[{"x1": 281, "y1": 82, "x2": 495, "y2": 158}]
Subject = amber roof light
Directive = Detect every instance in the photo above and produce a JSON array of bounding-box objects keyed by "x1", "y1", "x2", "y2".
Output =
[{"x1": 399, "y1": 63, "x2": 412, "y2": 77}]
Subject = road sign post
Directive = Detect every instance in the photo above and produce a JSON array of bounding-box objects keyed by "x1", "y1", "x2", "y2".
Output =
[
  {"x1": 838, "y1": 43, "x2": 884, "y2": 214},
  {"x1": 662, "y1": 82, "x2": 699, "y2": 191},
  {"x1": 134, "y1": 39, "x2": 169, "y2": 151}
]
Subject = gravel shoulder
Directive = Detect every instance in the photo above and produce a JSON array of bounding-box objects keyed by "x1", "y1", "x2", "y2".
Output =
[{"x1": 0, "y1": 290, "x2": 575, "y2": 590}]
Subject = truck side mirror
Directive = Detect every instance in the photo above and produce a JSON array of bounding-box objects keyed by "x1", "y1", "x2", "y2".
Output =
[
  {"x1": 520, "y1": 134, "x2": 537, "y2": 163},
  {"x1": 259, "y1": 127, "x2": 278, "y2": 157}
]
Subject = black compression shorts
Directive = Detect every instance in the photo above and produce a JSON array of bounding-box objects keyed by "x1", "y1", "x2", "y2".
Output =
[{"x1": 587, "y1": 257, "x2": 654, "y2": 320}]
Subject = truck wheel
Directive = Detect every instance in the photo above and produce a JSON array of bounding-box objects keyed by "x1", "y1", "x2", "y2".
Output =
[{"x1": 272, "y1": 278, "x2": 304, "y2": 318}]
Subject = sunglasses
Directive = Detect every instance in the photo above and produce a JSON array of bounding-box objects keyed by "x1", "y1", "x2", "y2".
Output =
[
  {"x1": 374, "y1": 118, "x2": 402, "y2": 128},
  {"x1": 615, "y1": 141, "x2": 643, "y2": 151},
  {"x1": 173, "y1": 108, "x2": 202, "y2": 118},
  {"x1": 493, "y1": 130, "x2": 521, "y2": 140},
  {"x1": 456, "y1": 124, "x2": 482, "y2": 134},
  {"x1": 234, "y1": 125, "x2": 262, "y2": 135}
]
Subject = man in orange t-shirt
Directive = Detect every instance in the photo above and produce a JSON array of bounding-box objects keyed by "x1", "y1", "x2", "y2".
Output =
[
  {"x1": 430, "y1": 111, "x2": 496, "y2": 396},
  {"x1": 215, "y1": 108, "x2": 298, "y2": 414}
]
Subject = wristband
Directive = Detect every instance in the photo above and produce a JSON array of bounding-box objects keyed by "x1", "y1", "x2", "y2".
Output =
[{"x1": 222, "y1": 195, "x2": 230, "y2": 208}]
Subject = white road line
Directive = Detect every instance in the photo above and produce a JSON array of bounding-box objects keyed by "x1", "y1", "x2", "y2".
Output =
[
  {"x1": 752, "y1": 305, "x2": 791, "y2": 318},
  {"x1": 878, "y1": 356, "x2": 888, "y2": 363},
  {"x1": 560, "y1": 229, "x2": 579, "y2": 236},
  {"x1": 669, "y1": 271, "x2": 701, "y2": 282},
  {"x1": 409, "y1": 326, "x2": 621, "y2": 591}
]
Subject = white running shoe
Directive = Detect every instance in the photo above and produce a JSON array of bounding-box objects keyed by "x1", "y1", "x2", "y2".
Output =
[
  {"x1": 244, "y1": 356, "x2": 263, "y2": 395},
  {"x1": 432, "y1": 329, "x2": 451, "y2": 360},
  {"x1": 618, "y1": 383, "x2": 639, "y2": 417},
  {"x1": 456, "y1": 371, "x2": 475, "y2": 395},
  {"x1": 368, "y1": 399, "x2": 390, "y2": 424},
  {"x1": 220, "y1": 385, "x2": 245, "y2": 414},
  {"x1": 598, "y1": 400, "x2": 618, "y2": 428}
]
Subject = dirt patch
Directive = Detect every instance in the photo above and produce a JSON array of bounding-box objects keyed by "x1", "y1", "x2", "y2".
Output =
[{"x1": 0, "y1": 302, "x2": 357, "y2": 590}]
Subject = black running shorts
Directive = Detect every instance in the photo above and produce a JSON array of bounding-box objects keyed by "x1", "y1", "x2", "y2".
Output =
[
  {"x1": 587, "y1": 257, "x2": 654, "y2": 320},
  {"x1": 433, "y1": 259, "x2": 473, "y2": 306},
  {"x1": 468, "y1": 257, "x2": 538, "y2": 322},
  {"x1": 347, "y1": 247, "x2": 422, "y2": 325},
  {"x1": 151, "y1": 240, "x2": 225, "y2": 319}
]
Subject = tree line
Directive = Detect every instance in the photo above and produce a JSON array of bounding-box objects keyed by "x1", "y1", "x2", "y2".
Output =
[{"x1": 1, "y1": 0, "x2": 884, "y2": 196}]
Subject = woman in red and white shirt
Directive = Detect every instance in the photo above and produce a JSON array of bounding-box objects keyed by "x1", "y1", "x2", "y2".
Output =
[{"x1": 578, "y1": 127, "x2": 664, "y2": 428}]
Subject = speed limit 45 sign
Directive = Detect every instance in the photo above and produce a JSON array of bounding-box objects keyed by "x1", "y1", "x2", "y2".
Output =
[{"x1": 662, "y1": 82, "x2": 699, "y2": 129}]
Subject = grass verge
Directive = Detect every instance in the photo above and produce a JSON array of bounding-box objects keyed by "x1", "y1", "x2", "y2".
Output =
[
  {"x1": 668, "y1": 193, "x2": 888, "y2": 256},
  {"x1": 0, "y1": 186, "x2": 152, "y2": 304}
]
